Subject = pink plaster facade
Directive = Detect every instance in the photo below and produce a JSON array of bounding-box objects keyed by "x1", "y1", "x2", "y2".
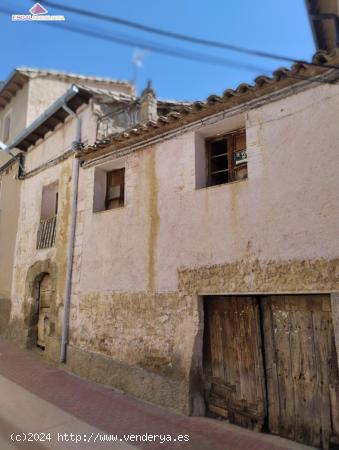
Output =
[
  {"x1": 63, "y1": 81, "x2": 339, "y2": 413},
  {"x1": 9, "y1": 77, "x2": 339, "y2": 415},
  {"x1": 75, "y1": 82, "x2": 339, "y2": 294}
]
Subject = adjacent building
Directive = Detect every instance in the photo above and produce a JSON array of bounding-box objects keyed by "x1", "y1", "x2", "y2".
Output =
[
  {"x1": 0, "y1": 68, "x2": 135, "y2": 337},
  {"x1": 306, "y1": 0, "x2": 339, "y2": 51},
  {"x1": 69, "y1": 51, "x2": 339, "y2": 449}
]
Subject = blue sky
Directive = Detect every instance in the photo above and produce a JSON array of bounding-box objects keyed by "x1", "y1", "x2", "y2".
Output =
[{"x1": 0, "y1": 0, "x2": 315, "y2": 100}]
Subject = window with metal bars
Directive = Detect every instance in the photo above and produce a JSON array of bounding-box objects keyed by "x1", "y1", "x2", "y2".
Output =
[{"x1": 206, "y1": 129, "x2": 247, "y2": 187}]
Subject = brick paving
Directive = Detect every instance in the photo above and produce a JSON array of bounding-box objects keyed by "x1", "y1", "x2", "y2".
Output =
[{"x1": 0, "y1": 340, "x2": 313, "y2": 450}]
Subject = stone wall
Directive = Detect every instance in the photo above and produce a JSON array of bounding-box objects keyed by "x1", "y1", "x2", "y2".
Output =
[
  {"x1": 64, "y1": 81, "x2": 339, "y2": 413},
  {"x1": 7, "y1": 78, "x2": 339, "y2": 415}
]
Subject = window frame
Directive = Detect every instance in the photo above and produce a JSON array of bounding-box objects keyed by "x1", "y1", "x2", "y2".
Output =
[
  {"x1": 206, "y1": 128, "x2": 247, "y2": 187},
  {"x1": 105, "y1": 167, "x2": 125, "y2": 210}
]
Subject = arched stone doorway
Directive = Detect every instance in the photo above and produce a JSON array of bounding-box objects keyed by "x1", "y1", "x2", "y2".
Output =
[{"x1": 25, "y1": 260, "x2": 57, "y2": 349}]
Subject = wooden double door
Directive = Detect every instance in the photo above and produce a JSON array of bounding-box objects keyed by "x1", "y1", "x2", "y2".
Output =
[{"x1": 204, "y1": 295, "x2": 339, "y2": 449}]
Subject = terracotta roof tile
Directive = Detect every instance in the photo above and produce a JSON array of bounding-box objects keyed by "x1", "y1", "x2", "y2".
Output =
[
  {"x1": 79, "y1": 50, "x2": 339, "y2": 162},
  {"x1": 16, "y1": 67, "x2": 132, "y2": 87}
]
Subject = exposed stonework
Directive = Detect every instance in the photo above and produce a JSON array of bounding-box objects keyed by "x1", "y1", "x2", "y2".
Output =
[
  {"x1": 21, "y1": 259, "x2": 58, "y2": 348},
  {"x1": 178, "y1": 257, "x2": 339, "y2": 294},
  {"x1": 69, "y1": 292, "x2": 195, "y2": 378},
  {"x1": 63, "y1": 257, "x2": 339, "y2": 413},
  {"x1": 66, "y1": 290, "x2": 202, "y2": 413}
]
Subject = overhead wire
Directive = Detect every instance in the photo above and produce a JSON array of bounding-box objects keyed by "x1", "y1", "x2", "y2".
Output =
[
  {"x1": 39, "y1": 0, "x2": 339, "y2": 71},
  {"x1": 0, "y1": 5, "x2": 273, "y2": 73},
  {"x1": 1, "y1": 4, "x2": 339, "y2": 87}
]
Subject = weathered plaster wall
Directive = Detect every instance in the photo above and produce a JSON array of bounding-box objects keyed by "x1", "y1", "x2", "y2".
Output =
[
  {"x1": 77, "y1": 82, "x2": 339, "y2": 293},
  {"x1": 0, "y1": 83, "x2": 29, "y2": 147},
  {"x1": 0, "y1": 163, "x2": 21, "y2": 299},
  {"x1": 0, "y1": 163, "x2": 21, "y2": 335},
  {"x1": 0, "y1": 76, "x2": 90, "y2": 328},
  {"x1": 26, "y1": 78, "x2": 73, "y2": 128},
  {"x1": 2, "y1": 76, "x2": 127, "y2": 341},
  {"x1": 10, "y1": 102, "x2": 99, "y2": 349},
  {"x1": 66, "y1": 82, "x2": 339, "y2": 412},
  {"x1": 9, "y1": 80, "x2": 339, "y2": 413},
  {"x1": 11, "y1": 158, "x2": 72, "y2": 337},
  {"x1": 26, "y1": 77, "x2": 133, "y2": 128},
  {"x1": 25, "y1": 104, "x2": 96, "y2": 173}
]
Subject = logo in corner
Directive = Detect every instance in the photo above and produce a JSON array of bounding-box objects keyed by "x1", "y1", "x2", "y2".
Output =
[
  {"x1": 29, "y1": 3, "x2": 48, "y2": 16},
  {"x1": 12, "y1": 3, "x2": 65, "y2": 21}
]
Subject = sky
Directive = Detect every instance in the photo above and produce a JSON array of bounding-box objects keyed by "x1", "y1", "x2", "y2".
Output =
[{"x1": 0, "y1": 0, "x2": 315, "y2": 101}]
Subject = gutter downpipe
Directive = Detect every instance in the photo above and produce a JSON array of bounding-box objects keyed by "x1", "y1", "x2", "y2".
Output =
[{"x1": 60, "y1": 102, "x2": 81, "y2": 363}]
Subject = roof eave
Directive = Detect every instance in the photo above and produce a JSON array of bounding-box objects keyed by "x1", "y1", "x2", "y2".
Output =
[
  {"x1": 0, "y1": 69, "x2": 30, "y2": 110},
  {"x1": 79, "y1": 50, "x2": 339, "y2": 163},
  {"x1": 8, "y1": 85, "x2": 85, "y2": 151}
]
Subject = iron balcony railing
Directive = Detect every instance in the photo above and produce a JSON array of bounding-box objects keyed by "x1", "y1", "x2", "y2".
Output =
[{"x1": 36, "y1": 216, "x2": 57, "y2": 249}]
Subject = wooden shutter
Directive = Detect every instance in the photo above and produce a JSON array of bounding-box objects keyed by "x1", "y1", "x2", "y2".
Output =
[
  {"x1": 106, "y1": 168, "x2": 125, "y2": 210},
  {"x1": 206, "y1": 129, "x2": 247, "y2": 186},
  {"x1": 232, "y1": 130, "x2": 247, "y2": 181}
]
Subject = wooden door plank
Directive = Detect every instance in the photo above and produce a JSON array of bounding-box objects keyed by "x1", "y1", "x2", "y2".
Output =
[
  {"x1": 272, "y1": 296, "x2": 296, "y2": 441},
  {"x1": 313, "y1": 310, "x2": 331, "y2": 449},
  {"x1": 328, "y1": 313, "x2": 339, "y2": 442},
  {"x1": 292, "y1": 310, "x2": 321, "y2": 447},
  {"x1": 261, "y1": 298, "x2": 281, "y2": 434}
]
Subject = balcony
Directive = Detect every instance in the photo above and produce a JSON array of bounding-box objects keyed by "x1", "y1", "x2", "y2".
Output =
[{"x1": 36, "y1": 216, "x2": 57, "y2": 250}]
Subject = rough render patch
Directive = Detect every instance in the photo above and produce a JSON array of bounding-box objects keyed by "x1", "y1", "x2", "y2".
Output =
[
  {"x1": 69, "y1": 292, "x2": 199, "y2": 381},
  {"x1": 178, "y1": 257, "x2": 339, "y2": 294}
]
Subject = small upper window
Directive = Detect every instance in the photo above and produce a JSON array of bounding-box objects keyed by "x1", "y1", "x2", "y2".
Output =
[
  {"x1": 105, "y1": 168, "x2": 125, "y2": 210},
  {"x1": 37, "y1": 182, "x2": 58, "y2": 249},
  {"x1": 206, "y1": 129, "x2": 247, "y2": 187},
  {"x1": 41, "y1": 182, "x2": 58, "y2": 220},
  {"x1": 3, "y1": 112, "x2": 11, "y2": 143}
]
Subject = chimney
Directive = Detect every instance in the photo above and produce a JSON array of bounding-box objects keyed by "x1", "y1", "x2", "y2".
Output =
[{"x1": 139, "y1": 80, "x2": 157, "y2": 123}]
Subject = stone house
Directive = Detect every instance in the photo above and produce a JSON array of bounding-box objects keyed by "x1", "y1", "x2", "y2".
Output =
[
  {"x1": 3, "y1": 51, "x2": 339, "y2": 448},
  {"x1": 70, "y1": 50, "x2": 337, "y2": 449},
  {"x1": 4, "y1": 76, "x2": 186, "y2": 349},
  {"x1": 0, "y1": 68, "x2": 135, "y2": 336}
]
